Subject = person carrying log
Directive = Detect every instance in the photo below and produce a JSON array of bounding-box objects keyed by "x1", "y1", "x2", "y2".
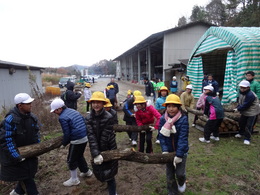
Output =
[
  {"x1": 158, "y1": 94, "x2": 189, "y2": 194},
  {"x1": 85, "y1": 91, "x2": 118, "y2": 195},
  {"x1": 192, "y1": 87, "x2": 207, "y2": 127},
  {"x1": 199, "y1": 86, "x2": 224, "y2": 143},
  {"x1": 0, "y1": 93, "x2": 40, "y2": 195},
  {"x1": 180, "y1": 84, "x2": 195, "y2": 115},
  {"x1": 234, "y1": 80, "x2": 260, "y2": 145},
  {"x1": 50, "y1": 98, "x2": 93, "y2": 187}
]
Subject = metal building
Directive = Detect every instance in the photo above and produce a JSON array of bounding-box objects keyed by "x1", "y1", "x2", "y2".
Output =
[
  {"x1": 113, "y1": 21, "x2": 213, "y2": 90},
  {"x1": 0, "y1": 60, "x2": 44, "y2": 112}
]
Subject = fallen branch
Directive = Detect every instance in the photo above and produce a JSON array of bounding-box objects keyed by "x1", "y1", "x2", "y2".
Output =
[{"x1": 113, "y1": 124, "x2": 151, "y2": 132}]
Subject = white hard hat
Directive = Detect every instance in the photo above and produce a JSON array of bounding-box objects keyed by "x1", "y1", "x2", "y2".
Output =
[
  {"x1": 186, "y1": 84, "x2": 193, "y2": 89},
  {"x1": 50, "y1": 98, "x2": 65, "y2": 112},
  {"x1": 172, "y1": 76, "x2": 176, "y2": 79},
  {"x1": 239, "y1": 80, "x2": 250, "y2": 87},
  {"x1": 204, "y1": 85, "x2": 214, "y2": 92},
  {"x1": 14, "y1": 93, "x2": 34, "y2": 104}
]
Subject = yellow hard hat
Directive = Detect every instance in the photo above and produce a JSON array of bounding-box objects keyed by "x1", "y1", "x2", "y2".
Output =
[
  {"x1": 159, "y1": 86, "x2": 169, "y2": 92},
  {"x1": 85, "y1": 83, "x2": 91, "y2": 88},
  {"x1": 127, "y1": 90, "x2": 132, "y2": 95},
  {"x1": 133, "y1": 96, "x2": 146, "y2": 104},
  {"x1": 89, "y1": 91, "x2": 106, "y2": 102},
  {"x1": 104, "y1": 98, "x2": 113, "y2": 107},
  {"x1": 133, "y1": 90, "x2": 142, "y2": 97},
  {"x1": 108, "y1": 85, "x2": 114, "y2": 89},
  {"x1": 162, "y1": 94, "x2": 182, "y2": 106}
]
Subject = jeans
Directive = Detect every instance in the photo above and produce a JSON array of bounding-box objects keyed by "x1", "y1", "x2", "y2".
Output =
[
  {"x1": 15, "y1": 178, "x2": 38, "y2": 195},
  {"x1": 166, "y1": 154, "x2": 187, "y2": 195},
  {"x1": 239, "y1": 115, "x2": 256, "y2": 141},
  {"x1": 107, "y1": 177, "x2": 116, "y2": 195}
]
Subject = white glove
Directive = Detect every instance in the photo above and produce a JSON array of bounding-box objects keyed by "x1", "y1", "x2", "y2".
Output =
[
  {"x1": 162, "y1": 152, "x2": 169, "y2": 154},
  {"x1": 233, "y1": 108, "x2": 238, "y2": 113},
  {"x1": 94, "y1": 154, "x2": 103, "y2": 165},
  {"x1": 171, "y1": 125, "x2": 176, "y2": 134},
  {"x1": 216, "y1": 92, "x2": 219, "y2": 96},
  {"x1": 173, "y1": 156, "x2": 182, "y2": 168},
  {"x1": 20, "y1": 158, "x2": 26, "y2": 162},
  {"x1": 160, "y1": 127, "x2": 171, "y2": 137},
  {"x1": 151, "y1": 93, "x2": 153, "y2": 97},
  {"x1": 149, "y1": 126, "x2": 156, "y2": 131},
  {"x1": 78, "y1": 91, "x2": 82, "y2": 95}
]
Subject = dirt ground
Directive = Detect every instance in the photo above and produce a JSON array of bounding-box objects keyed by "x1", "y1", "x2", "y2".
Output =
[{"x1": 1, "y1": 78, "x2": 167, "y2": 195}]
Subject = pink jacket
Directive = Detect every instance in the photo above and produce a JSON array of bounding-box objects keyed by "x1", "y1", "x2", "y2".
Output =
[
  {"x1": 196, "y1": 93, "x2": 206, "y2": 110},
  {"x1": 135, "y1": 105, "x2": 161, "y2": 129}
]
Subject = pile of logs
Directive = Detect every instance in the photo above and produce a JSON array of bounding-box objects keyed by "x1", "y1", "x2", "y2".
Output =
[{"x1": 186, "y1": 107, "x2": 241, "y2": 133}]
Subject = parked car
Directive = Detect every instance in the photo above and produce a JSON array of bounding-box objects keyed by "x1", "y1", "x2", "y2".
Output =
[{"x1": 59, "y1": 77, "x2": 73, "y2": 88}]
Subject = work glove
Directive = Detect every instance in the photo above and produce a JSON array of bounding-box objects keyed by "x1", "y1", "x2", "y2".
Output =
[
  {"x1": 162, "y1": 152, "x2": 169, "y2": 154},
  {"x1": 233, "y1": 108, "x2": 238, "y2": 113},
  {"x1": 151, "y1": 93, "x2": 153, "y2": 97},
  {"x1": 216, "y1": 92, "x2": 219, "y2": 96},
  {"x1": 149, "y1": 126, "x2": 156, "y2": 131},
  {"x1": 173, "y1": 156, "x2": 182, "y2": 168},
  {"x1": 20, "y1": 158, "x2": 26, "y2": 162},
  {"x1": 94, "y1": 154, "x2": 103, "y2": 165}
]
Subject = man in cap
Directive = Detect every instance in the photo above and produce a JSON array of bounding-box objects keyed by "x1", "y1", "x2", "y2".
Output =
[
  {"x1": 50, "y1": 98, "x2": 92, "y2": 186},
  {"x1": 234, "y1": 80, "x2": 260, "y2": 145},
  {"x1": 180, "y1": 84, "x2": 195, "y2": 113},
  {"x1": 0, "y1": 93, "x2": 40, "y2": 195}
]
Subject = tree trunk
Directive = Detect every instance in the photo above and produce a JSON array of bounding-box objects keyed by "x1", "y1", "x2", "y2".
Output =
[
  {"x1": 186, "y1": 107, "x2": 204, "y2": 116},
  {"x1": 113, "y1": 124, "x2": 151, "y2": 132}
]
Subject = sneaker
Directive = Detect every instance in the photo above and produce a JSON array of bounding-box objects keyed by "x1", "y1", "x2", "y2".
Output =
[
  {"x1": 199, "y1": 137, "x2": 210, "y2": 143},
  {"x1": 80, "y1": 169, "x2": 93, "y2": 177},
  {"x1": 235, "y1": 134, "x2": 242, "y2": 138},
  {"x1": 155, "y1": 140, "x2": 160, "y2": 144},
  {"x1": 192, "y1": 123, "x2": 195, "y2": 127},
  {"x1": 244, "y1": 140, "x2": 250, "y2": 145},
  {"x1": 210, "y1": 136, "x2": 220, "y2": 141},
  {"x1": 10, "y1": 190, "x2": 23, "y2": 195},
  {"x1": 63, "y1": 178, "x2": 80, "y2": 187},
  {"x1": 178, "y1": 182, "x2": 186, "y2": 193},
  {"x1": 132, "y1": 140, "x2": 137, "y2": 146}
]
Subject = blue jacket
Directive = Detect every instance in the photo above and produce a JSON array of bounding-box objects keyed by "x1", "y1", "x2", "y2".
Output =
[
  {"x1": 155, "y1": 96, "x2": 166, "y2": 110},
  {"x1": 59, "y1": 108, "x2": 87, "y2": 146},
  {"x1": 158, "y1": 113, "x2": 189, "y2": 157},
  {"x1": 202, "y1": 79, "x2": 219, "y2": 94}
]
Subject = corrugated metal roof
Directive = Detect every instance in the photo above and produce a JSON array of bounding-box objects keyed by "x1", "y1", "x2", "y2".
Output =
[{"x1": 0, "y1": 60, "x2": 45, "y2": 70}]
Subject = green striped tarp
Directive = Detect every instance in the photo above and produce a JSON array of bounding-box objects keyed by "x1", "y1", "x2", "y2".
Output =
[{"x1": 187, "y1": 27, "x2": 260, "y2": 104}]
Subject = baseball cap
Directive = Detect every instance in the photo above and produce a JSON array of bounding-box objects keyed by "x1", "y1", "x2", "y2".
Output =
[
  {"x1": 204, "y1": 85, "x2": 214, "y2": 91},
  {"x1": 14, "y1": 93, "x2": 34, "y2": 104},
  {"x1": 239, "y1": 80, "x2": 250, "y2": 87},
  {"x1": 50, "y1": 98, "x2": 65, "y2": 112},
  {"x1": 172, "y1": 76, "x2": 176, "y2": 79},
  {"x1": 186, "y1": 84, "x2": 193, "y2": 89}
]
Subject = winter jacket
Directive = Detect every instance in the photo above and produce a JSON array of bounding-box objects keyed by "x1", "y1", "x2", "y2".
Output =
[
  {"x1": 247, "y1": 79, "x2": 260, "y2": 100},
  {"x1": 156, "y1": 81, "x2": 165, "y2": 91},
  {"x1": 155, "y1": 96, "x2": 166, "y2": 110},
  {"x1": 180, "y1": 92, "x2": 195, "y2": 111},
  {"x1": 107, "y1": 108, "x2": 118, "y2": 125},
  {"x1": 106, "y1": 88, "x2": 116, "y2": 100},
  {"x1": 135, "y1": 104, "x2": 161, "y2": 130},
  {"x1": 83, "y1": 87, "x2": 92, "y2": 101},
  {"x1": 65, "y1": 81, "x2": 81, "y2": 110},
  {"x1": 170, "y1": 80, "x2": 178, "y2": 92},
  {"x1": 144, "y1": 81, "x2": 155, "y2": 96},
  {"x1": 0, "y1": 107, "x2": 40, "y2": 181},
  {"x1": 59, "y1": 108, "x2": 88, "y2": 146},
  {"x1": 158, "y1": 113, "x2": 189, "y2": 158},
  {"x1": 86, "y1": 108, "x2": 118, "y2": 182},
  {"x1": 202, "y1": 79, "x2": 219, "y2": 95},
  {"x1": 204, "y1": 94, "x2": 224, "y2": 120},
  {"x1": 107, "y1": 82, "x2": 119, "y2": 94},
  {"x1": 196, "y1": 93, "x2": 207, "y2": 110},
  {"x1": 123, "y1": 97, "x2": 136, "y2": 123},
  {"x1": 237, "y1": 90, "x2": 260, "y2": 116}
]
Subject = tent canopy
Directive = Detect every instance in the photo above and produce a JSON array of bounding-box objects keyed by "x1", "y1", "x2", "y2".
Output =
[{"x1": 187, "y1": 27, "x2": 260, "y2": 104}]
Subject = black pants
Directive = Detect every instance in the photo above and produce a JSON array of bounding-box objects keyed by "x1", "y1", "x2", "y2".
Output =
[
  {"x1": 67, "y1": 142, "x2": 89, "y2": 172},
  {"x1": 86, "y1": 101, "x2": 90, "y2": 112},
  {"x1": 239, "y1": 115, "x2": 256, "y2": 141},
  {"x1": 15, "y1": 178, "x2": 38, "y2": 195},
  {"x1": 204, "y1": 119, "x2": 223, "y2": 140},
  {"x1": 126, "y1": 121, "x2": 138, "y2": 141},
  {"x1": 139, "y1": 130, "x2": 153, "y2": 153}
]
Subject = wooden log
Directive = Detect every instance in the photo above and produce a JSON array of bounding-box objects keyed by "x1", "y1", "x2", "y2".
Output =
[
  {"x1": 224, "y1": 112, "x2": 240, "y2": 121},
  {"x1": 19, "y1": 136, "x2": 175, "y2": 164},
  {"x1": 100, "y1": 148, "x2": 175, "y2": 164},
  {"x1": 195, "y1": 119, "x2": 206, "y2": 127},
  {"x1": 113, "y1": 124, "x2": 151, "y2": 132},
  {"x1": 19, "y1": 136, "x2": 63, "y2": 158},
  {"x1": 198, "y1": 115, "x2": 208, "y2": 122},
  {"x1": 186, "y1": 107, "x2": 204, "y2": 116}
]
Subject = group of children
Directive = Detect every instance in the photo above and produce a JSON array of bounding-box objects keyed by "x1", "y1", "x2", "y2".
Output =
[{"x1": 49, "y1": 71, "x2": 259, "y2": 195}]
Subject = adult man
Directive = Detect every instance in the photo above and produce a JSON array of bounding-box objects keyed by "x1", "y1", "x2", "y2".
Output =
[
  {"x1": 202, "y1": 74, "x2": 219, "y2": 96},
  {"x1": 144, "y1": 77, "x2": 155, "y2": 105},
  {"x1": 107, "y1": 78, "x2": 119, "y2": 94},
  {"x1": 62, "y1": 80, "x2": 81, "y2": 110},
  {"x1": 0, "y1": 93, "x2": 40, "y2": 195},
  {"x1": 234, "y1": 80, "x2": 260, "y2": 145},
  {"x1": 50, "y1": 98, "x2": 92, "y2": 186}
]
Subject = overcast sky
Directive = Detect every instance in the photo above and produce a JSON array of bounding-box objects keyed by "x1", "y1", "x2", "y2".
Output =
[{"x1": 0, "y1": 0, "x2": 209, "y2": 68}]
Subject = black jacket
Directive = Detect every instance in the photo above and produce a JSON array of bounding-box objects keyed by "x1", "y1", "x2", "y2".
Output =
[
  {"x1": 107, "y1": 82, "x2": 119, "y2": 94},
  {"x1": 86, "y1": 108, "x2": 118, "y2": 182},
  {"x1": 123, "y1": 97, "x2": 136, "y2": 124},
  {"x1": 144, "y1": 80, "x2": 154, "y2": 96},
  {"x1": 65, "y1": 81, "x2": 81, "y2": 110},
  {"x1": 0, "y1": 107, "x2": 40, "y2": 181}
]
